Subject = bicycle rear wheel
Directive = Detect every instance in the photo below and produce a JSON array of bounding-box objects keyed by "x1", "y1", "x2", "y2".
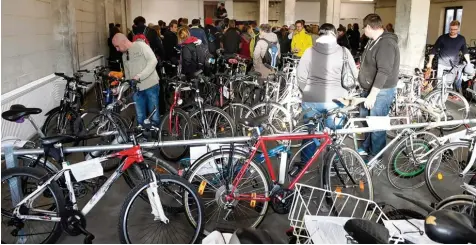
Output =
[
  {"x1": 436, "y1": 195, "x2": 476, "y2": 223},
  {"x1": 424, "y1": 90, "x2": 470, "y2": 131},
  {"x1": 1, "y1": 167, "x2": 65, "y2": 244},
  {"x1": 118, "y1": 174, "x2": 204, "y2": 244},
  {"x1": 425, "y1": 141, "x2": 475, "y2": 201},
  {"x1": 159, "y1": 108, "x2": 193, "y2": 161},
  {"x1": 190, "y1": 106, "x2": 236, "y2": 138}
]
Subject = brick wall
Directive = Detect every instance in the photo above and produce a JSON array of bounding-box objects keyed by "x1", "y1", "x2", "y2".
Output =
[{"x1": 1, "y1": 0, "x2": 55, "y2": 94}]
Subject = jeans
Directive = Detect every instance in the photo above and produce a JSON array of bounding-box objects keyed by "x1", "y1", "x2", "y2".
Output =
[
  {"x1": 437, "y1": 63, "x2": 463, "y2": 90},
  {"x1": 299, "y1": 102, "x2": 346, "y2": 165},
  {"x1": 133, "y1": 83, "x2": 160, "y2": 125},
  {"x1": 359, "y1": 87, "x2": 396, "y2": 157}
]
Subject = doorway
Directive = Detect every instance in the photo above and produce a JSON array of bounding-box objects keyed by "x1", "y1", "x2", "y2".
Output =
[{"x1": 204, "y1": 1, "x2": 219, "y2": 20}]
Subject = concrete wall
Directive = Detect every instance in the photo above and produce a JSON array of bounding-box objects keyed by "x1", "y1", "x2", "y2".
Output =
[
  {"x1": 130, "y1": 0, "x2": 203, "y2": 25},
  {"x1": 234, "y1": 1, "x2": 259, "y2": 21},
  {"x1": 1, "y1": 0, "x2": 56, "y2": 94},
  {"x1": 340, "y1": 2, "x2": 375, "y2": 26},
  {"x1": 296, "y1": 1, "x2": 320, "y2": 24},
  {"x1": 75, "y1": 0, "x2": 104, "y2": 63}
]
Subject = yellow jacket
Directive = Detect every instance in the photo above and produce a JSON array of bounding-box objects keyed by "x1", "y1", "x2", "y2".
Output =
[{"x1": 291, "y1": 30, "x2": 313, "y2": 57}]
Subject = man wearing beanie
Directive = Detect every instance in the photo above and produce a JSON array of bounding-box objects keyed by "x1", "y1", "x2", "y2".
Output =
[{"x1": 204, "y1": 17, "x2": 219, "y2": 55}]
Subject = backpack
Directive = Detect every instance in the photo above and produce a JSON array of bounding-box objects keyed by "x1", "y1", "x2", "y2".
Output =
[
  {"x1": 207, "y1": 28, "x2": 217, "y2": 43},
  {"x1": 132, "y1": 27, "x2": 150, "y2": 45},
  {"x1": 191, "y1": 43, "x2": 215, "y2": 69},
  {"x1": 261, "y1": 39, "x2": 280, "y2": 69}
]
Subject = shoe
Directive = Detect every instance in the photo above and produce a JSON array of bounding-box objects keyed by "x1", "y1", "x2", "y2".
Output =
[
  {"x1": 357, "y1": 148, "x2": 368, "y2": 156},
  {"x1": 288, "y1": 163, "x2": 303, "y2": 178}
]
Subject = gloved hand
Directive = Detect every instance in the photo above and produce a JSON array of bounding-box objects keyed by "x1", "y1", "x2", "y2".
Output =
[{"x1": 364, "y1": 88, "x2": 380, "y2": 110}]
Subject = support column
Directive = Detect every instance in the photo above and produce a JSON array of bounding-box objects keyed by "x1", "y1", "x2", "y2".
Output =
[
  {"x1": 96, "y1": 0, "x2": 107, "y2": 56},
  {"x1": 259, "y1": 0, "x2": 269, "y2": 24},
  {"x1": 225, "y1": 0, "x2": 234, "y2": 19},
  {"x1": 284, "y1": 0, "x2": 296, "y2": 26},
  {"x1": 319, "y1": 0, "x2": 341, "y2": 26},
  {"x1": 395, "y1": 0, "x2": 430, "y2": 74},
  {"x1": 51, "y1": 0, "x2": 79, "y2": 73}
]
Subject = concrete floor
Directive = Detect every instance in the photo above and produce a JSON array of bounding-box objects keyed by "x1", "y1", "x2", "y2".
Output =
[{"x1": 4, "y1": 92, "x2": 475, "y2": 244}]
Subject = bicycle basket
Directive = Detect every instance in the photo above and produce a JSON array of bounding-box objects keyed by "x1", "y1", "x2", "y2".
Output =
[{"x1": 288, "y1": 184, "x2": 389, "y2": 244}]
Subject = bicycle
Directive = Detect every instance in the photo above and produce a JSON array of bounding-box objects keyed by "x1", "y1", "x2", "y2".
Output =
[{"x1": 1, "y1": 134, "x2": 204, "y2": 244}]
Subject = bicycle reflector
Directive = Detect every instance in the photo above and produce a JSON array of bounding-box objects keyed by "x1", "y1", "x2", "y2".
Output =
[
  {"x1": 335, "y1": 187, "x2": 342, "y2": 198},
  {"x1": 250, "y1": 193, "x2": 257, "y2": 208},
  {"x1": 359, "y1": 180, "x2": 365, "y2": 192},
  {"x1": 437, "y1": 173, "x2": 443, "y2": 180},
  {"x1": 198, "y1": 181, "x2": 207, "y2": 195}
]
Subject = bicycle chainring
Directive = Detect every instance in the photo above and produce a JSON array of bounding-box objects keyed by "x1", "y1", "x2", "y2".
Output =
[
  {"x1": 270, "y1": 188, "x2": 293, "y2": 214},
  {"x1": 61, "y1": 209, "x2": 87, "y2": 236}
]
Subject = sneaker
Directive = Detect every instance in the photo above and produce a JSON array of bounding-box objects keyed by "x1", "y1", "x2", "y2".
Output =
[{"x1": 357, "y1": 148, "x2": 368, "y2": 156}]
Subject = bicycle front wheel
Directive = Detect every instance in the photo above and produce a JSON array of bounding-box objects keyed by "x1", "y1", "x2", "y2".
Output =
[
  {"x1": 425, "y1": 141, "x2": 475, "y2": 201},
  {"x1": 436, "y1": 194, "x2": 476, "y2": 221},
  {"x1": 118, "y1": 174, "x2": 204, "y2": 244},
  {"x1": 424, "y1": 90, "x2": 470, "y2": 131}
]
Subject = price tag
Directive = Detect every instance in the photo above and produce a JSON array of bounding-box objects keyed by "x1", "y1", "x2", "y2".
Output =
[
  {"x1": 223, "y1": 87, "x2": 230, "y2": 99},
  {"x1": 68, "y1": 158, "x2": 104, "y2": 182}
]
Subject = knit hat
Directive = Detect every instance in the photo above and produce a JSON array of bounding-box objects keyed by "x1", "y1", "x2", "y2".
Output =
[{"x1": 205, "y1": 17, "x2": 213, "y2": 25}]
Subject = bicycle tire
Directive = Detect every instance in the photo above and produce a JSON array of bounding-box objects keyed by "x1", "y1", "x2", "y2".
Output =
[
  {"x1": 118, "y1": 174, "x2": 205, "y2": 244},
  {"x1": 159, "y1": 108, "x2": 193, "y2": 161},
  {"x1": 189, "y1": 106, "x2": 236, "y2": 138},
  {"x1": 184, "y1": 149, "x2": 271, "y2": 233},
  {"x1": 425, "y1": 141, "x2": 475, "y2": 201},
  {"x1": 286, "y1": 140, "x2": 320, "y2": 186},
  {"x1": 435, "y1": 195, "x2": 476, "y2": 225},
  {"x1": 42, "y1": 108, "x2": 84, "y2": 146},
  {"x1": 1, "y1": 167, "x2": 65, "y2": 244},
  {"x1": 424, "y1": 90, "x2": 470, "y2": 131}
]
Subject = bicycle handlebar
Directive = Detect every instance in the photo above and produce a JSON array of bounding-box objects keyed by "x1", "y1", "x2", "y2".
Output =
[{"x1": 54, "y1": 72, "x2": 92, "y2": 86}]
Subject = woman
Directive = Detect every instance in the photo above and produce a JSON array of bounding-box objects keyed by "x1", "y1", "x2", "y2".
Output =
[
  {"x1": 222, "y1": 19, "x2": 241, "y2": 55},
  {"x1": 288, "y1": 23, "x2": 358, "y2": 176},
  {"x1": 178, "y1": 27, "x2": 202, "y2": 79},
  {"x1": 346, "y1": 23, "x2": 353, "y2": 39},
  {"x1": 350, "y1": 23, "x2": 360, "y2": 53},
  {"x1": 277, "y1": 26, "x2": 291, "y2": 55},
  {"x1": 239, "y1": 25, "x2": 252, "y2": 59}
]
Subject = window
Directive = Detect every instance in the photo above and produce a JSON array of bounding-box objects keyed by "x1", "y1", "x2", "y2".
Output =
[{"x1": 443, "y1": 7, "x2": 463, "y2": 34}]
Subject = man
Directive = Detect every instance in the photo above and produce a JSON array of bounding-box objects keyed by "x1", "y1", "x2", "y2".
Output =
[
  {"x1": 291, "y1": 20, "x2": 313, "y2": 57},
  {"x1": 127, "y1": 16, "x2": 164, "y2": 60},
  {"x1": 337, "y1": 26, "x2": 350, "y2": 49},
  {"x1": 163, "y1": 20, "x2": 180, "y2": 63},
  {"x1": 190, "y1": 19, "x2": 208, "y2": 46},
  {"x1": 216, "y1": 3, "x2": 228, "y2": 20},
  {"x1": 427, "y1": 20, "x2": 470, "y2": 95},
  {"x1": 358, "y1": 14, "x2": 400, "y2": 161},
  {"x1": 221, "y1": 19, "x2": 241, "y2": 55},
  {"x1": 204, "y1": 17, "x2": 219, "y2": 55},
  {"x1": 112, "y1": 33, "x2": 160, "y2": 125}
]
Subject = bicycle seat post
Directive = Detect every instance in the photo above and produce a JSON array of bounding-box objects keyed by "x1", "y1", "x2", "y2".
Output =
[{"x1": 25, "y1": 115, "x2": 46, "y2": 138}]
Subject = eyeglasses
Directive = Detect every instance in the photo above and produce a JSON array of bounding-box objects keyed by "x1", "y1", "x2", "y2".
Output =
[{"x1": 449, "y1": 28, "x2": 459, "y2": 31}]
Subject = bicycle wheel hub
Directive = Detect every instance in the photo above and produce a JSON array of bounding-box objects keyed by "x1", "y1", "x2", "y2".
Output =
[{"x1": 216, "y1": 185, "x2": 238, "y2": 206}]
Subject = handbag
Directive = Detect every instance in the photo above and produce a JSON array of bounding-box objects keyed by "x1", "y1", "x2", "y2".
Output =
[{"x1": 341, "y1": 46, "x2": 356, "y2": 91}]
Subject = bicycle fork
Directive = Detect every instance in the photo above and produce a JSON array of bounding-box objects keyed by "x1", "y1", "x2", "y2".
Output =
[{"x1": 146, "y1": 170, "x2": 169, "y2": 223}]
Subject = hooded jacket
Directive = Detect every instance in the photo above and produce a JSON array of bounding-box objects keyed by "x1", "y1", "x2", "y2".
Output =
[
  {"x1": 253, "y1": 31, "x2": 280, "y2": 78},
  {"x1": 291, "y1": 30, "x2": 313, "y2": 57},
  {"x1": 127, "y1": 24, "x2": 164, "y2": 59},
  {"x1": 358, "y1": 32, "x2": 400, "y2": 91},
  {"x1": 297, "y1": 36, "x2": 358, "y2": 102},
  {"x1": 181, "y1": 36, "x2": 203, "y2": 77},
  {"x1": 190, "y1": 26, "x2": 209, "y2": 46}
]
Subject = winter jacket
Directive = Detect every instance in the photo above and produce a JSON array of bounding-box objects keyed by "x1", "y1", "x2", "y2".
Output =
[
  {"x1": 253, "y1": 32, "x2": 280, "y2": 78},
  {"x1": 190, "y1": 26, "x2": 209, "y2": 47},
  {"x1": 127, "y1": 25, "x2": 164, "y2": 59},
  {"x1": 277, "y1": 33, "x2": 292, "y2": 55},
  {"x1": 297, "y1": 37, "x2": 358, "y2": 103},
  {"x1": 358, "y1": 32, "x2": 400, "y2": 91},
  {"x1": 337, "y1": 34, "x2": 350, "y2": 49},
  {"x1": 216, "y1": 7, "x2": 228, "y2": 19},
  {"x1": 181, "y1": 36, "x2": 203, "y2": 78},
  {"x1": 204, "y1": 24, "x2": 219, "y2": 55},
  {"x1": 163, "y1": 30, "x2": 180, "y2": 64},
  {"x1": 349, "y1": 30, "x2": 360, "y2": 51},
  {"x1": 291, "y1": 30, "x2": 313, "y2": 57},
  {"x1": 239, "y1": 33, "x2": 252, "y2": 59},
  {"x1": 222, "y1": 28, "x2": 241, "y2": 55}
]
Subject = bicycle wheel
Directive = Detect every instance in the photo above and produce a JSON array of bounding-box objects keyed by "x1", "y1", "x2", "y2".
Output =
[
  {"x1": 184, "y1": 150, "x2": 270, "y2": 232},
  {"x1": 159, "y1": 108, "x2": 193, "y2": 161},
  {"x1": 286, "y1": 140, "x2": 321, "y2": 186},
  {"x1": 189, "y1": 106, "x2": 236, "y2": 138},
  {"x1": 1, "y1": 167, "x2": 65, "y2": 244},
  {"x1": 321, "y1": 146, "x2": 373, "y2": 201},
  {"x1": 424, "y1": 90, "x2": 470, "y2": 131},
  {"x1": 42, "y1": 108, "x2": 84, "y2": 146},
  {"x1": 384, "y1": 209, "x2": 426, "y2": 220},
  {"x1": 118, "y1": 174, "x2": 204, "y2": 244},
  {"x1": 425, "y1": 141, "x2": 475, "y2": 201},
  {"x1": 436, "y1": 195, "x2": 476, "y2": 223},
  {"x1": 223, "y1": 102, "x2": 256, "y2": 133},
  {"x1": 387, "y1": 132, "x2": 441, "y2": 190}
]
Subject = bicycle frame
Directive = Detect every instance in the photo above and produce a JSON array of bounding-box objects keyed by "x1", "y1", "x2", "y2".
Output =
[{"x1": 225, "y1": 132, "x2": 332, "y2": 202}]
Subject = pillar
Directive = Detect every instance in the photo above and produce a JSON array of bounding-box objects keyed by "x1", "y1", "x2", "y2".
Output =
[
  {"x1": 225, "y1": 0, "x2": 234, "y2": 19},
  {"x1": 395, "y1": 0, "x2": 430, "y2": 74},
  {"x1": 284, "y1": 0, "x2": 296, "y2": 26},
  {"x1": 51, "y1": 0, "x2": 79, "y2": 73},
  {"x1": 259, "y1": 0, "x2": 269, "y2": 24},
  {"x1": 96, "y1": 0, "x2": 107, "y2": 56},
  {"x1": 319, "y1": 0, "x2": 341, "y2": 26}
]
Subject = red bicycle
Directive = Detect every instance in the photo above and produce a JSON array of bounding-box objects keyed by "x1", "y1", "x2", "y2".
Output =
[{"x1": 183, "y1": 115, "x2": 372, "y2": 232}]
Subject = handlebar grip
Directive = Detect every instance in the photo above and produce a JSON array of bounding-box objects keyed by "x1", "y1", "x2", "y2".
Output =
[
  {"x1": 54, "y1": 72, "x2": 65, "y2": 77},
  {"x1": 77, "y1": 69, "x2": 89, "y2": 73},
  {"x1": 79, "y1": 80, "x2": 92, "y2": 85}
]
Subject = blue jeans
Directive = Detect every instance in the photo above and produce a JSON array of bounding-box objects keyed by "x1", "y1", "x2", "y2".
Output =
[
  {"x1": 299, "y1": 102, "x2": 345, "y2": 165},
  {"x1": 359, "y1": 87, "x2": 396, "y2": 157},
  {"x1": 133, "y1": 83, "x2": 160, "y2": 125}
]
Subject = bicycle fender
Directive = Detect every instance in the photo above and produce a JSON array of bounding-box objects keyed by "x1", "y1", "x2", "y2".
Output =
[{"x1": 44, "y1": 106, "x2": 61, "y2": 117}]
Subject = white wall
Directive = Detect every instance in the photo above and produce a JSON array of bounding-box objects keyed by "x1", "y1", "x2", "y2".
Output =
[
  {"x1": 295, "y1": 1, "x2": 320, "y2": 24},
  {"x1": 130, "y1": 0, "x2": 204, "y2": 25},
  {"x1": 75, "y1": 0, "x2": 105, "y2": 63},
  {"x1": 234, "y1": 1, "x2": 259, "y2": 21},
  {"x1": 340, "y1": 2, "x2": 374, "y2": 26},
  {"x1": 1, "y1": 0, "x2": 56, "y2": 94}
]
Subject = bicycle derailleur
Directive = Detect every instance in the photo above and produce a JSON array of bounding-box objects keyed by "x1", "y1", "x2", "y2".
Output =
[
  {"x1": 270, "y1": 188, "x2": 294, "y2": 214},
  {"x1": 60, "y1": 209, "x2": 95, "y2": 244}
]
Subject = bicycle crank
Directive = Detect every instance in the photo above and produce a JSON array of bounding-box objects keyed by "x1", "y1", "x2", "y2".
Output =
[
  {"x1": 60, "y1": 209, "x2": 95, "y2": 243},
  {"x1": 270, "y1": 188, "x2": 293, "y2": 214}
]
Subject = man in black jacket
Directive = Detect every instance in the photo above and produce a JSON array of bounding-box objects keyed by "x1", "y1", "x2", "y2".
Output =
[
  {"x1": 128, "y1": 16, "x2": 164, "y2": 60},
  {"x1": 337, "y1": 26, "x2": 350, "y2": 49},
  {"x1": 216, "y1": 3, "x2": 228, "y2": 20},
  {"x1": 358, "y1": 14, "x2": 400, "y2": 161},
  {"x1": 163, "y1": 20, "x2": 180, "y2": 73}
]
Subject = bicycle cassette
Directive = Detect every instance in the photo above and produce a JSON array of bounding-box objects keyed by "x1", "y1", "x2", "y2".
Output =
[
  {"x1": 60, "y1": 209, "x2": 87, "y2": 236},
  {"x1": 270, "y1": 188, "x2": 293, "y2": 214}
]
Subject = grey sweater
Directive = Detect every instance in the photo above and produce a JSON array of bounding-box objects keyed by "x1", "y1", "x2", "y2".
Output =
[
  {"x1": 297, "y1": 39, "x2": 358, "y2": 103},
  {"x1": 123, "y1": 41, "x2": 159, "y2": 90}
]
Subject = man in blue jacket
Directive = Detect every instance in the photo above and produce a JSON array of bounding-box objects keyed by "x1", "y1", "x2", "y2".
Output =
[{"x1": 190, "y1": 19, "x2": 208, "y2": 47}]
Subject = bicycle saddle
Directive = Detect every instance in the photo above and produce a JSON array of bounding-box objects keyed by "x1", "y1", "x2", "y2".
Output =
[
  {"x1": 344, "y1": 219, "x2": 390, "y2": 244},
  {"x1": 238, "y1": 115, "x2": 269, "y2": 128},
  {"x1": 425, "y1": 209, "x2": 476, "y2": 244},
  {"x1": 229, "y1": 228, "x2": 275, "y2": 244},
  {"x1": 40, "y1": 135, "x2": 78, "y2": 146},
  {"x1": 228, "y1": 58, "x2": 238, "y2": 64},
  {"x1": 2, "y1": 104, "x2": 42, "y2": 122}
]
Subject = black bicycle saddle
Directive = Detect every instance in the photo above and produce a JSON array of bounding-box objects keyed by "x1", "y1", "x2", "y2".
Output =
[
  {"x1": 238, "y1": 115, "x2": 269, "y2": 128},
  {"x1": 344, "y1": 218, "x2": 390, "y2": 244},
  {"x1": 40, "y1": 135, "x2": 78, "y2": 146},
  {"x1": 2, "y1": 104, "x2": 42, "y2": 122},
  {"x1": 229, "y1": 228, "x2": 275, "y2": 244},
  {"x1": 425, "y1": 209, "x2": 476, "y2": 244}
]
